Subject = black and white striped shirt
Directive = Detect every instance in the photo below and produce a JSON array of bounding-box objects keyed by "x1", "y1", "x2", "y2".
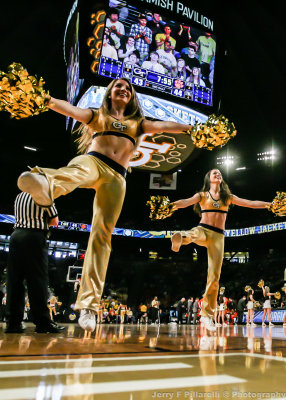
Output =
[{"x1": 14, "y1": 192, "x2": 58, "y2": 231}]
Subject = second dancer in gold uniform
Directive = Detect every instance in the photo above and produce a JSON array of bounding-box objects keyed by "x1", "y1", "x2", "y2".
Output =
[{"x1": 171, "y1": 169, "x2": 270, "y2": 331}]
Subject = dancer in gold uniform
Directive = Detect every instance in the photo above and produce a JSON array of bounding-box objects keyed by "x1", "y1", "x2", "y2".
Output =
[
  {"x1": 171, "y1": 169, "x2": 270, "y2": 331},
  {"x1": 17, "y1": 78, "x2": 193, "y2": 332},
  {"x1": 261, "y1": 285, "x2": 274, "y2": 327}
]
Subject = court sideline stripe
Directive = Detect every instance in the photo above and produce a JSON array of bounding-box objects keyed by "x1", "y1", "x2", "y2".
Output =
[
  {"x1": 0, "y1": 352, "x2": 246, "y2": 365},
  {"x1": 0, "y1": 362, "x2": 193, "y2": 378},
  {"x1": 1, "y1": 352, "x2": 285, "y2": 366},
  {"x1": 0, "y1": 375, "x2": 246, "y2": 399}
]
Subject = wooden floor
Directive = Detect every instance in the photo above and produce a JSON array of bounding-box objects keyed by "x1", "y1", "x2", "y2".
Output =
[{"x1": 0, "y1": 322, "x2": 286, "y2": 399}]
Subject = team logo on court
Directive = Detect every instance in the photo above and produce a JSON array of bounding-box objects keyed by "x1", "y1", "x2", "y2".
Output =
[{"x1": 112, "y1": 121, "x2": 127, "y2": 131}]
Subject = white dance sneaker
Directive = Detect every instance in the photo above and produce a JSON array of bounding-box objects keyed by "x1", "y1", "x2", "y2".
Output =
[
  {"x1": 18, "y1": 172, "x2": 52, "y2": 206},
  {"x1": 171, "y1": 232, "x2": 182, "y2": 252},
  {"x1": 78, "y1": 309, "x2": 96, "y2": 332},
  {"x1": 269, "y1": 322, "x2": 274, "y2": 327},
  {"x1": 200, "y1": 316, "x2": 216, "y2": 332},
  {"x1": 262, "y1": 322, "x2": 266, "y2": 327}
]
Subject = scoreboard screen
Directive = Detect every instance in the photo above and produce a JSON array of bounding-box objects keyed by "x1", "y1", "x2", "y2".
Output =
[{"x1": 96, "y1": 0, "x2": 216, "y2": 107}]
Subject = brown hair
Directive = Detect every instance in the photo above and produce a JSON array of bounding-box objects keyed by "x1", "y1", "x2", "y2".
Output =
[
  {"x1": 74, "y1": 78, "x2": 144, "y2": 154},
  {"x1": 193, "y1": 169, "x2": 232, "y2": 216}
]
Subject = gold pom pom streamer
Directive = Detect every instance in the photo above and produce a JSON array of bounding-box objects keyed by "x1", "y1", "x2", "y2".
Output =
[
  {"x1": 147, "y1": 195, "x2": 175, "y2": 220},
  {"x1": 268, "y1": 191, "x2": 286, "y2": 216},
  {"x1": 184, "y1": 114, "x2": 237, "y2": 151},
  {"x1": 0, "y1": 62, "x2": 50, "y2": 119}
]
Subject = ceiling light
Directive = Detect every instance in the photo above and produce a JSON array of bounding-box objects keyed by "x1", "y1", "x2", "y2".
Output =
[{"x1": 24, "y1": 146, "x2": 37, "y2": 151}]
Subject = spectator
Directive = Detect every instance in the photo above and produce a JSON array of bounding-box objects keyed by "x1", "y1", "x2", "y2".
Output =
[
  {"x1": 192, "y1": 297, "x2": 200, "y2": 325},
  {"x1": 126, "y1": 307, "x2": 134, "y2": 324},
  {"x1": 181, "y1": 40, "x2": 198, "y2": 56},
  {"x1": 237, "y1": 295, "x2": 246, "y2": 325},
  {"x1": 123, "y1": 51, "x2": 140, "y2": 68},
  {"x1": 101, "y1": 33, "x2": 118, "y2": 60},
  {"x1": 157, "y1": 40, "x2": 177, "y2": 75},
  {"x1": 105, "y1": 8, "x2": 125, "y2": 49},
  {"x1": 182, "y1": 45, "x2": 200, "y2": 74},
  {"x1": 172, "y1": 58, "x2": 188, "y2": 80},
  {"x1": 118, "y1": 36, "x2": 136, "y2": 60},
  {"x1": 108, "y1": 306, "x2": 116, "y2": 323},
  {"x1": 155, "y1": 25, "x2": 176, "y2": 50},
  {"x1": 150, "y1": 296, "x2": 160, "y2": 324},
  {"x1": 217, "y1": 295, "x2": 226, "y2": 326},
  {"x1": 139, "y1": 303, "x2": 148, "y2": 324},
  {"x1": 186, "y1": 66, "x2": 206, "y2": 87},
  {"x1": 187, "y1": 296, "x2": 194, "y2": 324},
  {"x1": 196, "y1": 32, "x2": 216, "y2": 80},
  {"x1": 130, "y1": 13, "x2": 152, "y2": 63},
  {"x1": 141, "y1": 51, "x2": 165, "y2": 74},
  {"x1": 148, "y1": 12, "x2": 165, "y2": 37},
  {"x1": 176, "y1": 23, "x2": 192, "y2": 51},
  {"x1": 208, "y1": 57, "x2": 215, "y2": 88},
  {"x1": 176, "y1": 297, "x2": 186, "y2": 324}
]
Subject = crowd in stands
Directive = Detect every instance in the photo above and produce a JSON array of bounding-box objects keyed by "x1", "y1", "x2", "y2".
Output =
[
  {"x1": 102, "y1": 8, "x2": 216, "y2": 89},
  {"x1": 0, "y1": 281, "x2": 285, "y2": 326}
]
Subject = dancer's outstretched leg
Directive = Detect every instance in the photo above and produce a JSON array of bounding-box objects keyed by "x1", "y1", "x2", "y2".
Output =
[
  {"x1": 171, "y1": 232, "x2": 183, "y2": 252},
  {"x1": 18, "y1": 172, "x2": 52, "y2": 206}
]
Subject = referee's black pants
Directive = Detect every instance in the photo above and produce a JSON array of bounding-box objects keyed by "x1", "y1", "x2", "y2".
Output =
[
  {"x1": 6, "y1": 229, "x2": 51, "y2": 327},
  {"x1": 237, "y1": 310, "x2": 244, "y2": 325}
]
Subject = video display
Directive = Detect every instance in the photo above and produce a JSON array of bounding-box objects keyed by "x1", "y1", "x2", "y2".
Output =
[
  {"x1": 66, "y1": 11, "x2": 84, "y2": 128},
  {"x1": 98, "y1": 0, "x2": 216, "y2": 106}
]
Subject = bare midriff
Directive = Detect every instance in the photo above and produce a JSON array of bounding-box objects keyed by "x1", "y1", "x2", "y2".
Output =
[
  {"x1": 200, "y1": 212, "x2": 227, "y2": 230},
  {"x1": 87, "y1": 136, "x2": 135, "y2": 169}
]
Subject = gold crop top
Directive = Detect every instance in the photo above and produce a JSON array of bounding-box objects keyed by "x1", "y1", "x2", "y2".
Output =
[
  {"x1": 87, "y1": 108, "x2": 144, "y2": 146},
  {"x1": 199, "y1": 191, "x2": 232, "y2": 213}
]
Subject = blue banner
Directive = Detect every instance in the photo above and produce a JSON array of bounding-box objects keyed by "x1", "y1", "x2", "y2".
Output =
[
  {"x1": 243, "y1": 310, "x2": 286, "y2": 323},
  {"x1": 224, "y1": 222, "x2": 286, "y2": 237},
  {"x1": 0, "y1": 214, "x2": 285, "y2": 239}
]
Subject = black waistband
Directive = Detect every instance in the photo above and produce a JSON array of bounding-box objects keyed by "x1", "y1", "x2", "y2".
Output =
[
  {"x1": 92, "y1": 131, "x2": 136, "y2": 146},
  {"x1": 87, "y1": 151, "x2": 127, "y2": 178},
  {"x1": 201, "y1": 209, "x2": 228, "y2": 214},
  {"x1": 198, "y1": 223, "x2": 224, "y2": 235}
]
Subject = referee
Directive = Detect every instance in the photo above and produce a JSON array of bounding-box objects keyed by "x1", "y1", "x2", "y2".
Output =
[{"x1": 5, "y1": 192, "x2": 64, "y2": 333}]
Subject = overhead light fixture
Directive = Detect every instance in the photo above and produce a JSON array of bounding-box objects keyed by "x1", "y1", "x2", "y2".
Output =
[
  {"x1": 257, "y1": 149, "x2": 277, "y2": 161},
  {"x1": 216, "y1": 155, "x2": 235, "y2": 166},
  {"x1": 236, "y1": 167, "x2": 246, "y2": 170},
  {"x1": 24, "y1": 146, "x2": 37, "y2": 151}
]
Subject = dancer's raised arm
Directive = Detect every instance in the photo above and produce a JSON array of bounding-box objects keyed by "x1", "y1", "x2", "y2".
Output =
[
  {"x1": 47, "y1": 96, "x2": 93, "y2": 124},
  {"x1": 172, "y1": 193, "x2": 201, "y2": 210},
  {"x1": 232, "y1": 195, "x2": 270, "y2": 209},
  {"x1": 142, "y1": 119, "x2": 191, "y2": 134}
]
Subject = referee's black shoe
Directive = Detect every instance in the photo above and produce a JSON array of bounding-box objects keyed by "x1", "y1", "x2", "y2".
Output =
[
  {"x1": 5, "y1": 323, "x2": 25, "y2": 333},
  {"x1": 35, "y1": 322, "x2": 65, "y2": 333}
]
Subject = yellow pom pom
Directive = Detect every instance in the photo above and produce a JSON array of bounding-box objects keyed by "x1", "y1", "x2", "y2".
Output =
[
  {"x1": 184, "y1": 114, "x2": 237, "y2": 151},
  {"x1": 146, "y1": 195, "x2": 175, "y2": 220},
  {"x1": 0, "y1": 62, "x2": 50, "y2": 119},
  {"x1": 268, "y1": 191, "x2": 286, "y2": 216}
]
